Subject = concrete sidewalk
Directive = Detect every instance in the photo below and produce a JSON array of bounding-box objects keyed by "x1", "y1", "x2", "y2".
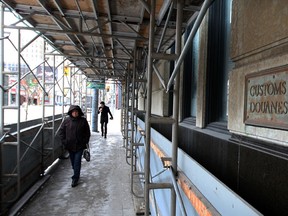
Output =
[{"x1": 18, "y1": 110, "x2": 143, "y2": 216}]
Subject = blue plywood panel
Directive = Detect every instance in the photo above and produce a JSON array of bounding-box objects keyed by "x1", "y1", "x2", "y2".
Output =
[
  {"x1": 136, "y1": 118, "x2": 262, "y2": 216},
  {"x1": 136, "y1": 119, "x2": 199, "y2": 216}
]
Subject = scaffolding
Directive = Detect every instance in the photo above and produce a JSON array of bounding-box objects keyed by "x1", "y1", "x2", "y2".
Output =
[
  {"x1": 0, "y1": 5, "x2": 90, "y2": 213},
  {"x1": 122, "y1": 0, "x2": 215, "y2": 215},
  {"x1": 0, "y1": 0, "x2": 211, "y2": 215}
]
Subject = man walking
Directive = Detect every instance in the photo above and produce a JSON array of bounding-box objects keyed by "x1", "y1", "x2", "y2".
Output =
[{"x1": 98, "y1": 101, "x2": 113, "y2": 138}]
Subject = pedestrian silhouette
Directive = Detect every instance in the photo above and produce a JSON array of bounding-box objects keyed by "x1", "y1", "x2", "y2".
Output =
[{"x1": 98, "y1": 101, "x2": 113, "y2": 138}]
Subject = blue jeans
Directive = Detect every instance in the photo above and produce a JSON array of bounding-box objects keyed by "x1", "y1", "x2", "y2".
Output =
[{"x1": 69, "y1": 149, "x2": 83, "y2": 180}]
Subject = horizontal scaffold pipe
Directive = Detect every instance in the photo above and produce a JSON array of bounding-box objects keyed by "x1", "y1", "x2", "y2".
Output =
[
  {"x1": 44, "y1": 53, "x2": 131, "y2": 62},
  {"x1": 3, "y1": 25, "x2": 148, "y2": 41},
  {"x1": 148, "y1": 182, "x2": 173, "y2": 190}
]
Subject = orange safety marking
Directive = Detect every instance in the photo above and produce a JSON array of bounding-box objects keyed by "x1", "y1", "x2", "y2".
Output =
[
  {"x1": 150, "y1": 141, "x2": 165, "y2": 157},
  {"x1": 178, "y1": 172, "x2": 214, "y2": 216}
]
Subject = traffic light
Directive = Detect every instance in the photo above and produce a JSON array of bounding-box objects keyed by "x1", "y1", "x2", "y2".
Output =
[{"x1": 64, "y1": 66, "x2": 70, "y2": 76}]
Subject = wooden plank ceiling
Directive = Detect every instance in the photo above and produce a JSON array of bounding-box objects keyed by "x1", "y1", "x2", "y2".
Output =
[{"x1": 1, "y1": 0, "x2": 203, "y2": 80}]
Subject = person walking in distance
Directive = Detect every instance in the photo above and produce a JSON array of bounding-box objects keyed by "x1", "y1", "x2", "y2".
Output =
[
  {"x1": 59, "y1": 105, "x2": 91, "y2": 187},
  {"x1": 98, "y1": 101, "x2": 113, "y2": 138}
]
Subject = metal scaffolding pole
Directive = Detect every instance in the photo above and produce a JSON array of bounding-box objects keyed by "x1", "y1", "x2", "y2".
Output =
[
  {"x1": 1, "y1": 27, "x2": 22, "y2": 203},
  {"x1": 129, "y1": 47, "x2": 145, "y2": 198},
  {"x1": 69, "y1": 66, "x2": 72, "y2": 106},
  {"x1": 42, "y1": 41, "x2": 46, "y2": 120},
  {"x1": 0, "y1": 3, "x2": 3, "y2": 136},
  {"x1": 167, "y1": 0, "x2": 215, "y2": 91},
  {"x1": 43, "y1": 43, "x2": 59, "y2": 171},
  {"x1": 170, "y1": 1, "x2": 184, "y2": 215},
  {"x1": 0, "y1": 3, "x2": 3, "y2": 211},
  {"x1": 124, "y1": 73, "x2": 130, "y2": 157},
  {"x1": 51, "y1": 55, "x2": 56, "y2": 161},
  {"x1": 78, "y1": 73, "x2": 81, "y2": 107},
  {"x1": 130, "y1": 47, "x2": 136, "y2": 180},
  {"x1": 121, "y1": 78, "x2": 126, "y2": 146},
  {"x1": 72, "y1": 67, "x2": 75, "y2": 104},
  {"x1": 85, "y1": 78, "x2": 88, "y2": 117},
  {"x1": 42, "y1": 41, "x2": 47, "y2": 174},
  {"x1": 14, "y1": 28, "x2": 21, "y2": 203},
  {"x1": 144, "y1": 0, "x2": 155, "y2": 214},
  {"x1": 62, "y1": 60, "x2": 65, "y2": 116}
]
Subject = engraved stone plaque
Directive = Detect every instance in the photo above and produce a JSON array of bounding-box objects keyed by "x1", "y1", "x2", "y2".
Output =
[{"x1": 244, "y1": 66, "x2": 288, "y2": 130}]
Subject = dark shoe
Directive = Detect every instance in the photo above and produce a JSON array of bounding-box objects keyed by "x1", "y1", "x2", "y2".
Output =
[
  {"x1": 104, "y1": 135, "x2": 107, "y2": 139},
  {"x1": 101, "y1": 133, "x2": 103, "y2": 137},
  {"x1": 71, "y1": 179, "x2": 78, "y2": 187}
]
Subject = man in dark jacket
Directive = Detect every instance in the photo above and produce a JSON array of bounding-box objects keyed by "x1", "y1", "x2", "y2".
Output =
[
  {"x1": 98, "y1": 101, "x2": 113, "y2": 138},
  {"x1": 59, "y1": 105, "x2": 90, "y2": 187}
]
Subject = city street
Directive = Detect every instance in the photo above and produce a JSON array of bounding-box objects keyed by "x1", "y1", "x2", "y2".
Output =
[
  {"x1": 4, "y1": 104, "x2": 121, "y2": 135},
  {"x1": 4, "y1": 105, "x2": 69, "y2": 125}
]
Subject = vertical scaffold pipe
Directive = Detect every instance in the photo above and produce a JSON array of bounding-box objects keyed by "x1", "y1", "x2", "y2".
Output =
[
  {"x1": 130, "y1": 47, "x2": 137, "y2": 193},
  {"x1": 170, "y1": 1, "x2": 184, "y2": 215},
  {"x1": 62, "y1": 58, "x2": 65, "y2": 117},
  {"x1": 52, "y1": 55, "x2": 56, "y2": 160},
  {"x1": 0, "y1": 3, "x2": 3, "y2": 136},
  {"x1": 144, "y1": 0, "x2": 155, "y2": 215},
  {"x1": 15, "y1": 28, "x2": 21, "y2": 203},
  {"x1": 125, "y1": 68, "x2": 130, "y2": 151},
  {"x1": 0, "y1": 3, "x2": 4, "y2": 212},
  {"x1": 91, "y1": 88, "x2": 99, "y2": 132}
]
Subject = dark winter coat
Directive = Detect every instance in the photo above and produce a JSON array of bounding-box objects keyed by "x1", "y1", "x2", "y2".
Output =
[
  {"x1": 98, "y1": 105, "x2": 113, "y2": 124},
  {"x1": 59, "y1": 105, "x2": 91, "y2": 152}
]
